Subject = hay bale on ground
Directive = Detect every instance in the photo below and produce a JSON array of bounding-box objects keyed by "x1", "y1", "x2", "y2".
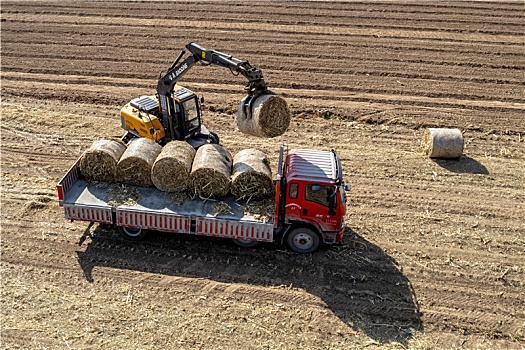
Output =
[
  {"x1": 231, "y1": 149, "x2": 273, "y2": 199},
  {"x1": 236, "y1": 94, "x2": 290, "y2": 138},
  {"x1": 423, "y1": 128, "x2": 464, "y2": 159},
  {"x1": 190, "y1": 144, "x2": 232, "y2": 198},
  {"x1": 80, "y1": 139, "x2": 126, "y2": 182},
  {"x1": 151, "y1": 141, "x2": 196, "y2": 192},
  {"x1": 116, "y1": 138, "x2": 162, "y2": 187}
]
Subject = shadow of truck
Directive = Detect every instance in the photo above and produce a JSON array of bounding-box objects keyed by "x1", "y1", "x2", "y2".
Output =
[{"x1": 76, "y1": 225, "x2": 422, "y2": 345}]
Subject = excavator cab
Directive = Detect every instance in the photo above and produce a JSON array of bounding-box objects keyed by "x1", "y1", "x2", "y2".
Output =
[{"x1": 120, "y1": 85, "x2": 218, "y2": 148}]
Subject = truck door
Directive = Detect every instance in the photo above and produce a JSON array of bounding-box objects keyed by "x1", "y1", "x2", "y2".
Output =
[
  {"x1": 284, "y1": 182, "x2": 302, "y2": 221},
  {"x1": 301, "y1": 183, "x2": 340, "y2": 232}
]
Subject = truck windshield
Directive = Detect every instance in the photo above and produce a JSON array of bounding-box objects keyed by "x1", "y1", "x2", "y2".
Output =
[
  {"x1": 305, "y1": 184, "x2": 335, "y2": 208},
  {"x1": 182, "y1": 98, "x2": 200, "y2": 132}
]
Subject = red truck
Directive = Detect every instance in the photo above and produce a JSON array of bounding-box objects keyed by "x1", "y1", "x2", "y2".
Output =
[{"x1": 57, "y1": 144, "x2": 349, "y2": 253}]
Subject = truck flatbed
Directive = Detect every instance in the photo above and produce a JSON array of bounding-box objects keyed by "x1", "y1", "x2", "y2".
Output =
[
  {"x1": 57, "y1": 156, "x2": 274, "y2": 242},
  {"x1": 66, "y1": 178, "x2": 266, "y2": 222}
]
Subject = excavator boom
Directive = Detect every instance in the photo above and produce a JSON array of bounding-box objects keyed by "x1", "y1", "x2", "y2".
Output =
[
  {"x1": 121, "y1": 42, "x2": 285, "y2": 147},
  {"x1": 157, "y1": 42, "x2": 267, "y2": 97}
]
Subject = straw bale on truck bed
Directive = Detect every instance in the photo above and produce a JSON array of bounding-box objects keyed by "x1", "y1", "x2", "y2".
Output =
[
  {"x1": 80, "y1": 139, "x2": 126, "y2": 182},
  {"x1": 151, "y1": 141, "x2": 196, "y2": 192},
  {"x1": 190, "y1": 144, "x2": 232, "y2": 198},
  {"x1": 231, "y1": 149, "x2": 273, "y2": 199},
  {"x1": 236, "y1": 94, "x2": 290, "y2": 138},
  {"x1": 116, "y1": 138, "x2": 162, "y2": 187}
]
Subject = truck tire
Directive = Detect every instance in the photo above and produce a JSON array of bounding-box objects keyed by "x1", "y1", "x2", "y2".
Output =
[
  {"x1": 118, "y1": 226, "x2": 148, "y2": 241},
  {"x1": 232, "y1": 238, "x2": 259, "y2": 248},
  {"x1": 286, "y1": 227, "x2": 320, "y2": 254}
]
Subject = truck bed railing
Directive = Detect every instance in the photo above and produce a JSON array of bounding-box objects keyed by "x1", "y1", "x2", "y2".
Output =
[
  {"x1": 117, "y1": 208, "x2": 273, "y2": 242},
  {"x1": 57, "y1": 154, "x2": 83, "y2": 206},
  {"x1": 117, "y1": 208, "x2": 191, "y2": 233},
  {"x1": 196, "y1": 217, "x2": 273, "y2": 242},
  {"x1": 64, "y1": 203, "x2": 113, "y2": 224}
]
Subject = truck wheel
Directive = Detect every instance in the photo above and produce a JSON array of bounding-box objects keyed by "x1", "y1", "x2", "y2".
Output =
[
  {"x1": 118, "y1": 226, "x2": 147, "y2": 241},
  {"x1": 232, "y1": 238, "x2": 259, "y2": 248},
  {"x1": 287, "y1": 227, "x2": 320, "y2": 253}
]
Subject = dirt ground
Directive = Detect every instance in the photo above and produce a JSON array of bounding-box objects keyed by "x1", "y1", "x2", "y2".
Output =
[{"x1": 1, "y1": 1, "x2": 524, "y2": 349}]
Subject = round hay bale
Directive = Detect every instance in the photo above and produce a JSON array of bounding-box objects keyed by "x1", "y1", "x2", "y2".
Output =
[
  {"x1": 423, "y1": 128, "x2": 464, "y2": 159},
  {"x1": 116, "y1": 138, "x2": 162, "y2": 187},
  {"x1": 151, "y1": 141, "x2": 196, "y2": 192},
  {"x1": 80, "y1": 139, "x2": 126, "y2": 182},
  {"x1": 236, "y1": 94, "x2": 290, "y2": 138},
  {"x1": 190, "y1": 144, "x2": 232, "y2": 198},
  {"x1": 231, "y1": 149, "x2": 273, "y2": 199}
]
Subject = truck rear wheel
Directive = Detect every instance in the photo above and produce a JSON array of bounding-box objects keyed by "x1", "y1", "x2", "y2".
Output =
[
  {"x1": 287, "y1": 227, "x2": 320, "y2": 254},
  {"x1": 232, "y1": 238, "x2": 259, "y2": 248},
  {"x1": 118, "y1": 226, "x2": 147, "y2": 241}
]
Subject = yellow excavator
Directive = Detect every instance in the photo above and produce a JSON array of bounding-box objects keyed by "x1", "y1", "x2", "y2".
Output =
[{"x1": 120, "y1": 42, "x2": 273, "y2": 148}]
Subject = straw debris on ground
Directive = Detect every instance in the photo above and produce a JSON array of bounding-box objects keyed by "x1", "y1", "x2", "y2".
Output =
[
  {"x1": 231, "y1": 149, "x2": 274, "y2": 200},
  {"x1": 236, "y1": 94, "x2": 290, "y2": 137},
  {"x1": 151, "y1": 140, "x2": 196, "y2": 192},
  {"x1": 80, "y1": 139, "x2": 126, "y2": 182},
  {"x1": 116, "y1": 138, "x2": 162, "y2": 187},
  {"x1": 190, "y1": 144, "x2": 232, "y2": 198}
]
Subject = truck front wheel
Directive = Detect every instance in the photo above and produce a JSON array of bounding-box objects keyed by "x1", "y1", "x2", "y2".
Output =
[
  {"x1": 286, "y1": 227, "x2": 320, "y2": 253},
  {"x1": 118, "y1": 226, "x2": 147, "y2": 241}
]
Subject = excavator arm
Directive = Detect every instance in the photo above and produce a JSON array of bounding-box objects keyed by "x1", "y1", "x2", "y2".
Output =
[
  {"x1": 185, "y1": 42, "x2": 267, "y2": 95},
  {"x1": 158, "y1": 42, "x2": 268, "y2": 97},
  {"x1": 156, "y1": 42, "x2": 271, "y2": 139}
]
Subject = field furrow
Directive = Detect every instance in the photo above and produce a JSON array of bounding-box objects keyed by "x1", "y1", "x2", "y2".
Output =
[{"x1": 1, "y1": 1, "x2": 524, "y2": 349}]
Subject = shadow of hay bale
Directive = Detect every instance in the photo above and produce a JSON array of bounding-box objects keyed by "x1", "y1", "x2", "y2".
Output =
[{"x1": 433, "y1": 155, "x2": 489, "y2": 174}]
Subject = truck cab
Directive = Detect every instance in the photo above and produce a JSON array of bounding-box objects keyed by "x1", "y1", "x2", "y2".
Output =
[{"x1": 275, "y1": 146, "x2": 348, "y2": 253}]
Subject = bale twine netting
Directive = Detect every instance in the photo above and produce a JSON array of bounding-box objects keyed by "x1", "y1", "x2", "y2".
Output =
[
  {"x1": 80, "y1": 139, "x2": 126, "y2": 182},
  {"x1": 422, "y1": 128, "x2": 464, "y2": 159},
  {"x1": 151, "y1": 141, "x2": 196, "y2": 192},
  {"x1": 116, "y1": 138, "x2": 162, "y2": 187},
  {"x1": 190, "y1": 144, "x2": 232, "y2": 198},
  {"x1": 231, "y1": 149, "x2": 273, "y2": 200},
  {"x1": 236, "y1": 94, "x2": 290, "y2": 138}
]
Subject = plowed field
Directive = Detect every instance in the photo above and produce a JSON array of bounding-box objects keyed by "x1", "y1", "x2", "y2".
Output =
[{"x1": 1, "y1": 1, "x2": 524, "y2": 349}]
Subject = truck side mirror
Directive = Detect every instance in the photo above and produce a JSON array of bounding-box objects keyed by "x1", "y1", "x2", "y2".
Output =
[
  {"x1": 200, "y1": 96, "x2": 205, "y2": 104},
  {"x1": 345, "y1": 184, "x2": 351, "y2": 191}
]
